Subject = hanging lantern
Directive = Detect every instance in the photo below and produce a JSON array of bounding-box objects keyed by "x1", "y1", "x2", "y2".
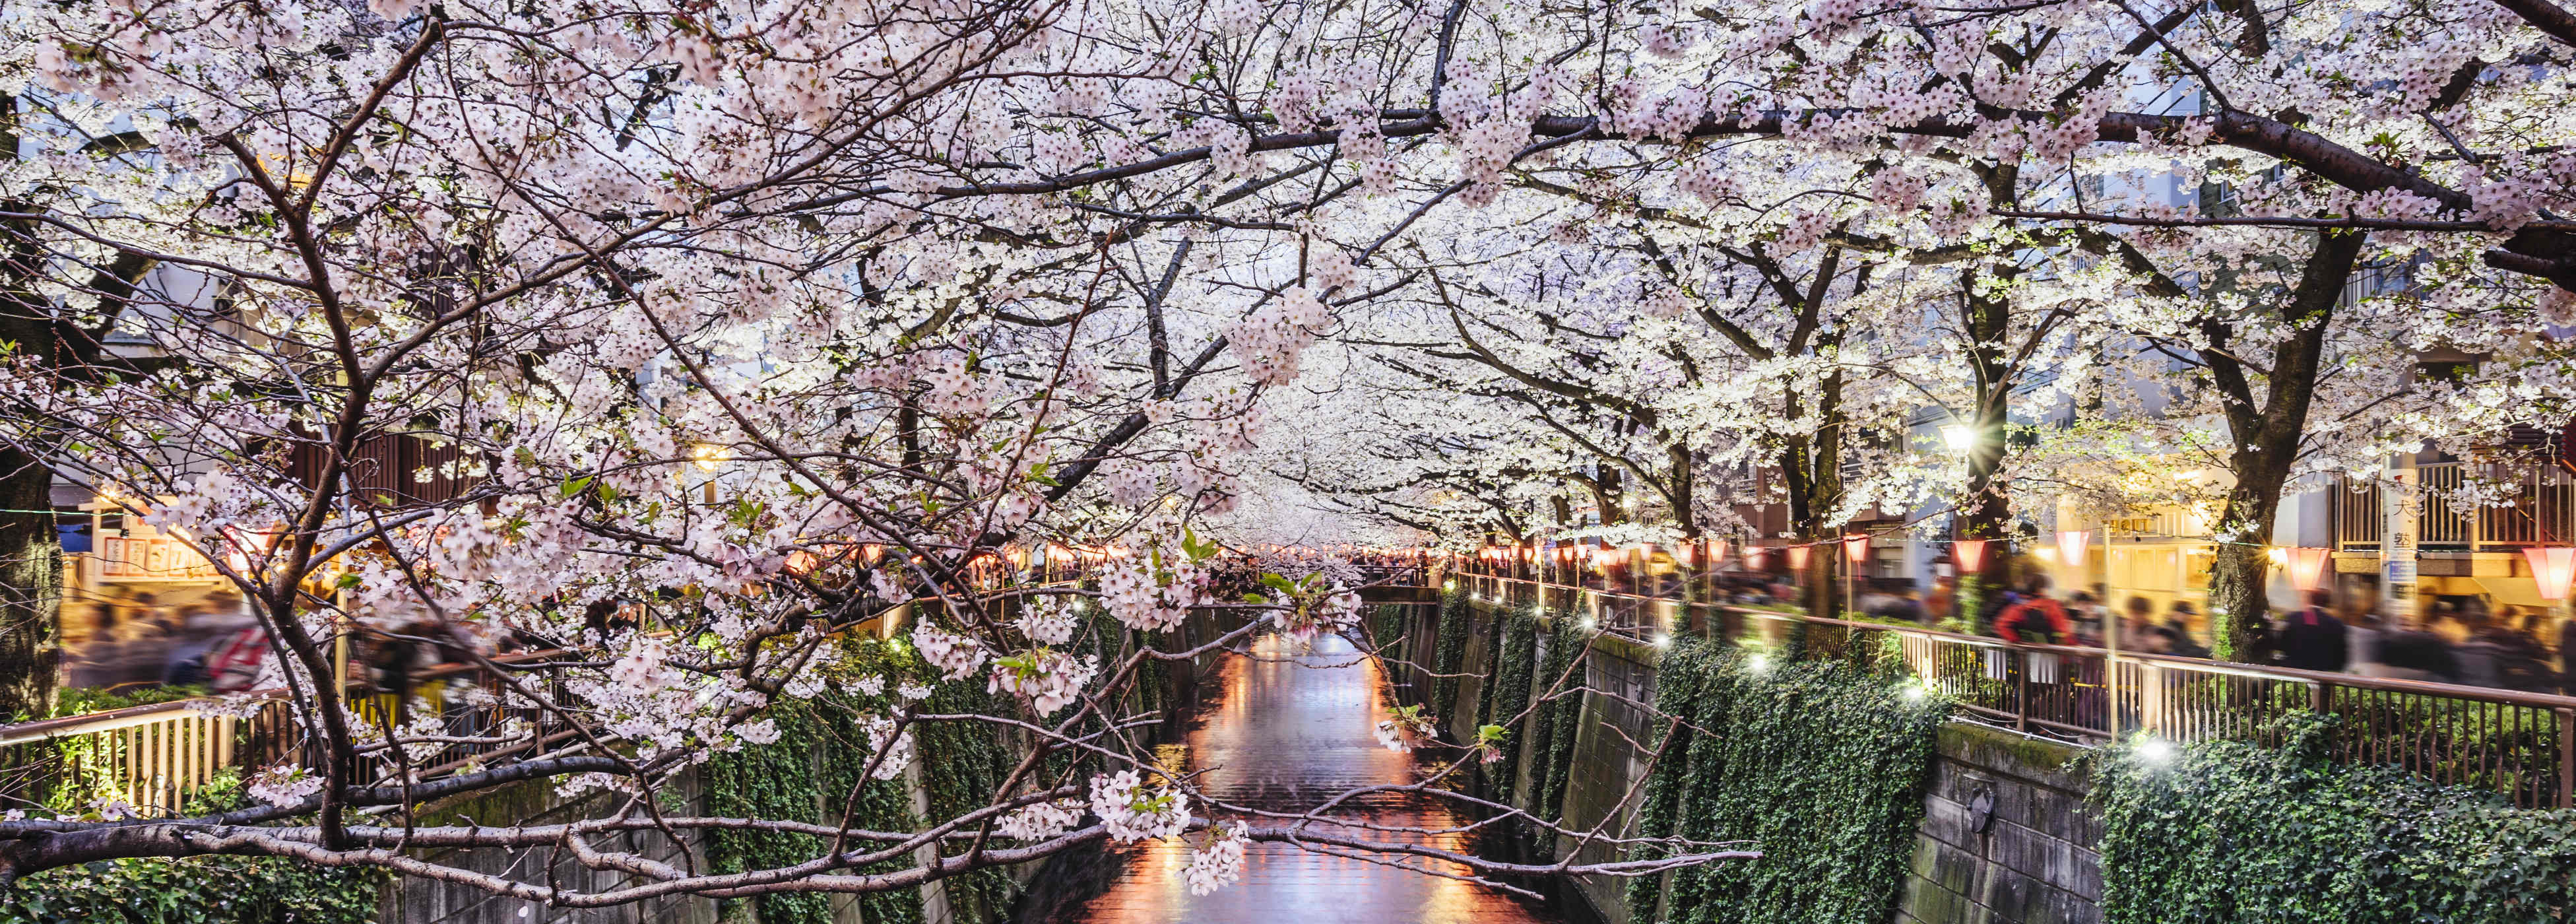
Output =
[
  {"x1": 1709, "y1": 540, "x2": 1730, "y2": 566},
  {"x1": 1842, "y1": 533, "x2": 1872, "y2": 565},
  {"x1": 1953, "y1": 539, "x2": 1991, "y2": 574},
  {"x1": 2282, "y1": 546, "x2": 2333, "y2": 592},
  {"x1": 2055, "y1": 530, "x2": 2095, "y2": 567},
  {"x1": 2523, "y1": 546, "x2": 2576, "y2": 600},
  {"x1": 1787, "y1": 544, "x2": 1813, "y2": 572},
  {"x1": 1745, "y1": 546, "x2": 1768, "y2": 570}
]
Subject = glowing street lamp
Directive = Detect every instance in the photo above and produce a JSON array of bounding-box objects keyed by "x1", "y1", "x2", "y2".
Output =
[{"x1": 1940, "y1": 422, "x2": 1978, "y2": 455}]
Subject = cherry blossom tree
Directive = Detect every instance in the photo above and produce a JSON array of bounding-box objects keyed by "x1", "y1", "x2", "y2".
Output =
[{"x1": 0, "y1": 0, "x2": 1780, "y2": 900}]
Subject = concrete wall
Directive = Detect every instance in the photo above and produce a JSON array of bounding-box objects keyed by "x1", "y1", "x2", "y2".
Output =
[{"x1": 1897, "y1": 725, "x2": 2102, "y2": 924}]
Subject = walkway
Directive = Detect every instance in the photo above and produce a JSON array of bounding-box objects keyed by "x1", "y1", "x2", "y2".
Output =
[{"x1": 1048, "y1": 634, "x2": 1561, "y2": 924}]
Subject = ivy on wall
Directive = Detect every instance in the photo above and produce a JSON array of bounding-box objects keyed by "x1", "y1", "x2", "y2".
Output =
[
  {"x1": 0, "y1": 770, "x2": 383, "y2": 924},
  {"x1": 915, "y1": 675, "x2": 1016, "y2": 923},
  {"x1": 1475, "y1": 605, "x2": 1538, "y2": 802},
  {"x1": 2091, "y1": 717, "x2": 2576, "y2": 923},
  {"x1": 1522, "y1": 613, "x2": 1590, "y2": 829},
  {"x1": 1625, "y1": 640, "x2": 1944, "y2": 924},
  {"x1": 1429, "y1": 587, "x2": 1472, "y2": 715},
  {"x1": 0, "y1": 853, "x2": 385, "y2": 924},
  {"x1": 705, "y1": 638, "x2": 927, "y2": 924}
]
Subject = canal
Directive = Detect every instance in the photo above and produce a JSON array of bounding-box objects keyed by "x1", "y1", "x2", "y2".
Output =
[{"x1": 1045, "y1": 633, "x2": 1564, "y2": 924}]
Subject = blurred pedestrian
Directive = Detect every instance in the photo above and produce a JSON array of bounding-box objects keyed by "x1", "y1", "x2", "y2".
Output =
[
  {"x1": 2343, "y1": 597, "x2": 2386, "y2": 676},
  {"x1": 2379, "y1": 620, "x2": 2461, "y2": 682},
  {"x1": 1995, "y1": 577, "x2": 2072, "y2": 645},
  {"x1": 2451, "y1": 614, "x2": 2505, "y2": 687},
  {"x1": 2121, "y1": 596, "x2": 2156, "y2": 651},
  {"x1": 2162, "y1": 601, "x2": 2210, "y2": 659},
  {"x1": 2277, "y1": 589, "x2": 2349, "y2": 673}
]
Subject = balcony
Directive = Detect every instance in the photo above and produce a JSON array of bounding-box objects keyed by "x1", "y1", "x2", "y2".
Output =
[{"x1": 2334, "y1": 461, "x2": 2576, "y2": 552}]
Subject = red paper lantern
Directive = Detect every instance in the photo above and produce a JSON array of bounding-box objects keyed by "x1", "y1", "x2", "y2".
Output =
[{"x1": 1953, "y1": 539, "x2": 1991, "y2": 574}]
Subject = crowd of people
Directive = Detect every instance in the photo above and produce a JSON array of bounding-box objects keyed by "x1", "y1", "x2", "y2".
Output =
[
  {"x1": 57, "y1": 591, "x2": 271, "y2": 697},
  {"x1": 1881, "y1": 574, "x2": 2576, "y2": 694}
]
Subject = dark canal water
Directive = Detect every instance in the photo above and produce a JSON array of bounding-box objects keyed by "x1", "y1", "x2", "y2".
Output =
[{"x1": 1043, "y1": 634, "x2": 1564, "y2": 924}]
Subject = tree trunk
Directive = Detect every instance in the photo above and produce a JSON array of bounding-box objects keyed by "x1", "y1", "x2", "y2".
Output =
[
  {"x1": 2208, "y1": 462, "x2": 2291, "y2": 660},
  {"x1": 2197, "y1": 230, "x2": 2364, "y2": 661},
  {"x1": 0, "y1": 453, "x2": 56, "y2": 721},
  {"x1": 0, "y1": 96, "x2": 57, "y2": 721}
]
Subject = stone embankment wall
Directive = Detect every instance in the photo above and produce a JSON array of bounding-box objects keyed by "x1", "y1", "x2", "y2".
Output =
[
  {"x1": 1402, "y1": 594, "x2": 2103, "y2": 924},
  {"x1": 1899, "y1": 725, "x2": 2101, "y2": 924}
]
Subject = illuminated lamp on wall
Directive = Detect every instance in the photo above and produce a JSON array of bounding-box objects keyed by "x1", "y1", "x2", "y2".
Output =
[
  {"x1": 1952, "y1": 539, "x2": 1991, "y2": 574},
  {"x1": 2055, "y1": 529, "x2": 2094, "y2": 567},
  {"x1": 2281, "y1": 546, "x2": 2333, "y2": 593},
  {"x1": 2523, "y1": 546, "x2": 2576, "y2": 601}
]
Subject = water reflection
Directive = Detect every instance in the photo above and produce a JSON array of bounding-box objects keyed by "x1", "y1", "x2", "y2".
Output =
[{"x1": 1046, "y1": 634, "x2": 1560, "y2": 924}]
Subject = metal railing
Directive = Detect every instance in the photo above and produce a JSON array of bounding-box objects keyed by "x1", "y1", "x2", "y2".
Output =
[
  {"x1": 1, "y1": 580, "x2": 1079, "y2": 814},
  {"x1": 0, "y1": 652, "x2": 577, "y2": 815},
  {"x1": 1449, "y1": 568, "x2": 2576, "y2": 808}
]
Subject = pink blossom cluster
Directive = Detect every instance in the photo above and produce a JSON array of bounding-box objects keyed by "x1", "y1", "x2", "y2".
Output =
[
  {"x1": 246, "y1": 765, "x2": 324, "y2": 808},
  {"x1": 911, "y1": 620, "x2": 990, "y2": 680},
  {"x1": 1096, "y1": 557, "x2": 1204, "y2": 632},
  {"x1": 994, "y1": 799, "x2": 1085, "y2": 841},
  {"x1": 1017, "y1": 598, "x2": 1080, "y2": 645},
  {"x1": 1226, "y1": 286, "x2": 1333, "y2": 386},
  {"x1": 1087, "y1": 770, "x2": 1190, "y2": 843},
  {"x1": 1184, "y1": 822, "x2": 1250, "y2": 895},
  {"x1": 986, "y1": 648, "x2": 1099, "y2": 715}
]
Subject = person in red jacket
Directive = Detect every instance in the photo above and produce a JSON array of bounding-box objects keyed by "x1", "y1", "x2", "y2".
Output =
[{"x1": 1995, "y1": 576, "x2": 2074, "y2": 645}]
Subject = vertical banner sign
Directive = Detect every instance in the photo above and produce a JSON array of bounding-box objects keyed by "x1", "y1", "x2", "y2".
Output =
[{"x1": 2381, "y1": 465, "x2": 2419, "y2": 621}]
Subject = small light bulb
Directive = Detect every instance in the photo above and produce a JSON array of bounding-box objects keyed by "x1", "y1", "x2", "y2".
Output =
[{"x1": 2137, "y1": 739, "x2": 2178, "y2": 764}]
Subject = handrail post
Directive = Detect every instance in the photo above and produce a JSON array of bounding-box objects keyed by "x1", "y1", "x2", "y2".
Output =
[
  {"x1": 2141, "y1": 661, "x2": 2164, "y2": 735},
  {"x1": 2559, "y1": 707, "x2": 2574, "y2": 810},
  {"x1": 2014, "y1": 649, "x2": 2031, "y2": 732}
]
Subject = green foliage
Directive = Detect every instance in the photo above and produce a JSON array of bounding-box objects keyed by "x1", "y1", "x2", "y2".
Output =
[
  {"x1": 1429, "y1": 588, "x2": 1473, "y2": 717},
  {"x1": 2090, "y1": 716, "x2": 2576, "y2": 923},
  {"x1": 704, "y1": 639, "x2": 926, "y2": 924},
  {"x1": 1, "y1": 767, "x2": 383, "y2": 924},
  {"x1": 1367, "y1": 604, "x2": 1404, "y2": 655},
  {"x1": 44, "y1": 684, "x2": 205, "y2": 719},
  {"x1": 1523, "y1": 613, "x2": 1590, "y2": 828},
  {"x1": 1475, "y1": 605, "x2": 1539, "y2": 801},
  {"x1": 2249, "y1": 685, "x2": 2565, "y2": 801},
  {"x1": 0, "y1": 854, "x2": 385, "y2": 924},
  {"x1": 916, "y1": 671, "x2": 1018, "y2": 922},
  {"x1": 1626, "y1": 640, "x2": 1945, "y2": 924}
]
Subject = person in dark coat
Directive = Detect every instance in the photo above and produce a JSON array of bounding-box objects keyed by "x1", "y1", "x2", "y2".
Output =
[{"x1": 2276, "y1": 589, "x2": 2350, "y2": 673}]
